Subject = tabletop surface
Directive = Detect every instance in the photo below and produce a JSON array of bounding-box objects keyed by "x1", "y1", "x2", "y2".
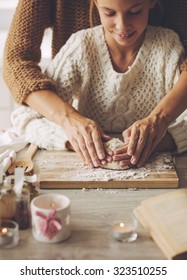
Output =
[{"x1": 0, "y1": 150, "x2": 186, "y2": 260}]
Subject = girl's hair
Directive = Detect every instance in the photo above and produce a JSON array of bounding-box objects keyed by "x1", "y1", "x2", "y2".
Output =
[
  {"x1": 89, "y1": 0, "x2": 95, "y2": 27},
  {"x1": 89, "y1": 0, "x2": 164, "y2": 27}
]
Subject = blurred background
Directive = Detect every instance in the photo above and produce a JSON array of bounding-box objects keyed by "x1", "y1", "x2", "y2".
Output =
[{"x1": 0, "y1": 0, "x2": 52, "y2": 129}]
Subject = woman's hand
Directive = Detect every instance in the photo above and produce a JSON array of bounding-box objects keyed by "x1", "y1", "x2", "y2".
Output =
[
  {"x1": 122, "y1": 114, "x2": 168, "y2": 167},
  {"x1": 63, "y1": 109, "x2": 111, "y2": 168},
  {"x1": 25, "y1": 90, "x2": 111, "y2": 168}
]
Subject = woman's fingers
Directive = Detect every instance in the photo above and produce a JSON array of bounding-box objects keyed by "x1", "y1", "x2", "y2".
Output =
[
  {"x1": 70, "y1": 137, "x2": 93, "y2": 167},
  {"x1": 84, "y1": 134, "x2": 101, "y2": 167},
  {"x1": 124, "y1": 114, "x2": 168, "y2": 167},
  {"x1": 72, "y1": 129, "x2": 111, "y2": 168},
  {"x1": 91, "y1": 128, "x2": 106, "y2": 161},
  {"x1": 64, "y1": 112, "x2": 108, "y2": 167},
  {"x1": 128, "y1": 124, "x2": 149, "y2": 165},
  {"x1": 123, "y1": 126, "x2": 139, "y2": 156},
  {"x1": 135, "y1": 136, "x2": 154, "y2": 167}
]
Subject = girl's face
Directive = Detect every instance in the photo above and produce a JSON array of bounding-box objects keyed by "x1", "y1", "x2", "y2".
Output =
[{"x1": 94, "y1": 0, "x2": 155, "y2": 48}]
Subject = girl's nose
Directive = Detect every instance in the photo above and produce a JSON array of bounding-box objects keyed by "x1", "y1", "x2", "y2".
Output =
[{"x1": 115, "y1": 15, "x2": 129, "y2": 33}]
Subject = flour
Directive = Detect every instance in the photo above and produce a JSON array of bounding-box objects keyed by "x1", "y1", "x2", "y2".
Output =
[
  {"x1": 58, "y1": 152, "x2": 173, "y2": 182},
  {"x1": 37, "y1": 151, "x2": 174, "y2": 183}
]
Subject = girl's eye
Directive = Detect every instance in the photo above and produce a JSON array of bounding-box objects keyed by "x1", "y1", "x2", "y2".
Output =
[
  {"x1": 129, "y1": 9, "x2": 142, "y2": 15},
  {"x1": 104, "y1": 11, "x2": 115, "y2": 17},
  {"x1": 104, "y1": 13, "x2": 115, "y2": 17}
]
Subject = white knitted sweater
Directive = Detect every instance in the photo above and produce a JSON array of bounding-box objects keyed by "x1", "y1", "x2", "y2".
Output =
[{"x1": 11, "y1": 25, "x2": 187, "y2": 153}]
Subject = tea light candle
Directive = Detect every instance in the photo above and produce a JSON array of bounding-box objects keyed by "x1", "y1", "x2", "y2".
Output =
[
  {"x1": 0, "y1": 227, "x2": 14, "y2": 246},
  {"x1": 0, "y1": 220, "x2": 19, "y2": 248},
  {"x1": 31, "y1": 194, "x2": 71, "y2": 243},
  {"x1": 111, "y1": 218, "x2": 138, "y2": 242}
]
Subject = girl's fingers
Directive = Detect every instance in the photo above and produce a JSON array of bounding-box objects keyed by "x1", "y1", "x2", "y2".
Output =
[
  {"x1": 100, "y1": 155, "x2": 113, "y2": 166},
  {"x1": 113, "y1": 152, "x2": 130, "y2": 161},
  {"x1": 119, "y1": 158, "x2": 131, "y2": 167},
  {"x1": 105, "y1": 147, "x2": 113, "y2": 156}
]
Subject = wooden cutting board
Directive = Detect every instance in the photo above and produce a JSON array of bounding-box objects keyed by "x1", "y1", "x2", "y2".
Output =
[{"x1": 33, "y1": 150, "x2": 179, "y2": 189}]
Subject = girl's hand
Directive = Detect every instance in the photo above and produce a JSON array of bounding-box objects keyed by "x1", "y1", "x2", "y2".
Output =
[
  {"x1": 111, "y1": 142, "x2": 132, "y2": 168},
  {"x1": 122, "y1": 115, "x2": 168, "y2": 167},
  {"x1": 100, "y1": 146, "x2": 114, "y2": 166},
  {"x1": 63, "y1": 109, "x2": 111, "y2": 168}
]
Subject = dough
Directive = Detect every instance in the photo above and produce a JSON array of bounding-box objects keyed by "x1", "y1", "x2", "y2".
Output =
[{"x1": 101, "y1": 138, "x2": 130, "y2": 170}]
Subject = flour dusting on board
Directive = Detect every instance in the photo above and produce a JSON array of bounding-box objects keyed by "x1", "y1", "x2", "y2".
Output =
[{"x1": 55, "y1": 152, "x2": 173, "y2": 182}]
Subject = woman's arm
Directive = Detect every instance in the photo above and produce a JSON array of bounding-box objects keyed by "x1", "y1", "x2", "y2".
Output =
[
  {"x1": 122, "y1": 70, "x2": 187, "y2": 167},
  {"x1": 25, "y1": 90, "x2": 109, "y2": 168},
  {"x1": 3, "y1": 0, "x2": 56, "y2": 103},
  {"x1": 3, "y1": 1, "x2": 107, "y2": 167}
]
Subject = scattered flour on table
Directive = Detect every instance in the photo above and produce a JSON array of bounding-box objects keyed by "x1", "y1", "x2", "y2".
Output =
[
  {"x1": 57, "y1": 152, "x2": 173, "y2": 181},
  {"x1": 38, "y1": 152, "x2": 173, "y2": 182}
]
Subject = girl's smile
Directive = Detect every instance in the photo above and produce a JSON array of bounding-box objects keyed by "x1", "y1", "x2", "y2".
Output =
[
  {"x1": 94, "y1": 0, "x2": 156, "y2": 50},
  {"x1": 112, "y1": 30, "x2": 137, "y2": 43}
]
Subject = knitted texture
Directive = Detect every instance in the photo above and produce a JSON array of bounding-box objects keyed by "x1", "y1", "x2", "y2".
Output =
[
  {"x1": 3, "y1": 0, "x2": 187, "y2": 104},
  {"x1": 11, "y1": 25, "x2": 187, "y2": 153}
]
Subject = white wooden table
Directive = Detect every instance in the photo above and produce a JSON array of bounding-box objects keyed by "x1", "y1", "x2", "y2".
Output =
[{"x1": 0, "y1": 152, "x2": 186, "y2": 260}]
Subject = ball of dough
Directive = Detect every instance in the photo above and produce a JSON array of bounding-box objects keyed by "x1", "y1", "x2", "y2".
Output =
[{"x1": 101, "y1": 138, "x2": 130, "y2": 170}]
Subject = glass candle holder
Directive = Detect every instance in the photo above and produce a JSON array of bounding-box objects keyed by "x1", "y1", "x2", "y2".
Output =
[
  {"x1": 15, "y1": 189, "x2": 30, "y2": 230},
  {"x1": 111, "y1": 215, "x2": 138, "y2": 242},
  {"x1": 4, "y1": 175, "x2": 39, "y2": 202},
  {"x1": 0, "y1": 183, "x2": 16, "y2": 219},
  {"x1": 0, "y1": 220, "x2": 19, "y2": 248}
]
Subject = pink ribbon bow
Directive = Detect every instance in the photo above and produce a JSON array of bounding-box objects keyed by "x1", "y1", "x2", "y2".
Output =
[{"x1": 36, "y1": 208, "x2": 62, "y2": 240}]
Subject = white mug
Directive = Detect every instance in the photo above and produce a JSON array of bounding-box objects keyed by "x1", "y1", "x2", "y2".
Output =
[{"x1": 30, "y1": 194, "x2": 71, "y2": 243}]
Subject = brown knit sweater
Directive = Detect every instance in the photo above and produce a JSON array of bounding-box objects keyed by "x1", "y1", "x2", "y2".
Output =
[{"x1": 3, "y1": 0, "x2": 187, "y2": 104}]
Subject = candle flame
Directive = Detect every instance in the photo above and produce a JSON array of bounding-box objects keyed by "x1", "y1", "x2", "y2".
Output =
[
  {"x1": 2, "y1": 228, "x2": 8, "y2": 234},
  {"x1": 120, "y1": 222, "x2": 125, "y2": 228}
]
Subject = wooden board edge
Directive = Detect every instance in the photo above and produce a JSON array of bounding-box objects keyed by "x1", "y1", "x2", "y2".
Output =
[{"x1": 40, "y1": 178, "x2": 179, "y2": 189}]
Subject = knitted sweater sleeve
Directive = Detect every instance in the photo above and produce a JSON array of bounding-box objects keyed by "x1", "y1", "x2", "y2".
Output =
[
  {"x1": 10, "y1": 31, "x2": 86, "y2": 150},
  {"x1": 3, "y1": 0, "x2": 58, "y2": 104},
  {"x1": 10, "y1": 106, "x2": 69, "y2": 150},
  {"x1": 168, "y1": 109, "x2": 187, "y2": 154}
]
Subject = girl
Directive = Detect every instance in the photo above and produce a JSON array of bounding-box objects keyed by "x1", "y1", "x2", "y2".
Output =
[{"x1": 10, "y1": 0, "x2": 187, "y2": 168}]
